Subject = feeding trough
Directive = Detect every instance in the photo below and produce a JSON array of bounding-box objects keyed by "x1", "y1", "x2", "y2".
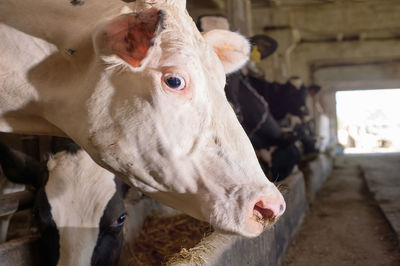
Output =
[
  {"x1": 119, "y1": 170, "x2": 308, "y2": 266},
  {"x1": 300, "y1": 153, "x2": 333, "y2": 201},
  {"x1": 0, "y1": 166, "x2": 308, "y2": 266}
]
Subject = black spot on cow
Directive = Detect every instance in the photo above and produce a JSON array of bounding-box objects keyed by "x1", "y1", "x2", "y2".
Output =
[
  {"x1": 35, "y1": 186, "x2": 60, "y2": 266},
  {"x1": 70, "y1": 0, "x2": 84, "y2": 6},
  {"x1": 91, "y1": 179, "x2": 129, "y2": 266}
]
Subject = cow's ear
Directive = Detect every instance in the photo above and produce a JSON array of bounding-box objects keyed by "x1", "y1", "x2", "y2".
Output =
[
  {"x1": 0, "y1": 142, "x2": 44, "y2": 189},
  {"x1": 203, "y1": 30, "x2": 250, "y2": 74},
  {"x1": 93, "y1": 7, "x2": 163, "y2": 69}
]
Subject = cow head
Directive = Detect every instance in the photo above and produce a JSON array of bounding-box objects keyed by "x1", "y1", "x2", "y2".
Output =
[
  {"x1": 41, "y1": 0, "x2": 285, "y2": 237},
  {"x1": 0, "y1": 140, "x2": 129, "y2": 266},
  {"x1": 285, "y1": 76, "x2": 309, "y2": 119}
]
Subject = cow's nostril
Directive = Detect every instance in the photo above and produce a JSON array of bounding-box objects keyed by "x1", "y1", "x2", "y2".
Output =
[
  {"x1": 245, "y1": 197, "x2": 286, "y2": 236},
  {"x1": 253, "y1": 201, "x2": 275, "y2": 220}
]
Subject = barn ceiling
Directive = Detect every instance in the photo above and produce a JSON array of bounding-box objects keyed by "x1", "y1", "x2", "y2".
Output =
[
  {"x1": 251, "y1": 0, "x2": 400, "y2": 6},
  {"x1": 187, "y1": 0, "x2": 225, "y2": 10},
  {"x1": 252, "y1": 0, "x2": 331, "y2": 6},
  {"x1": 187, "y1": 0, "x2": 400, "y2": 42},
  {"x1": 188, "y1": 0, "x2": 400, "y2": 9}
]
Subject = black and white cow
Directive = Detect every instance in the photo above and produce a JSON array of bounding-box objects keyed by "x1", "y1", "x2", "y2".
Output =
[
  {"x1": 248, "y1": 75, "x2": 320, "y2": 155},
  {"x1": 225, "y1": 73, "x2": 301, "y2": 181},
  {"x1": 0, "y1": 138, "x2": 129, "y2": 266},
  {"x1": 248, "y1": 76, "x2": 309, "y2": 121}
]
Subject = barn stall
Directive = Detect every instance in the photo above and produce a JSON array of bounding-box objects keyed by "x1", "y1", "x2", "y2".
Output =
[{"x1": 1, "y1": 0, "x2": 400, "y2": 265}]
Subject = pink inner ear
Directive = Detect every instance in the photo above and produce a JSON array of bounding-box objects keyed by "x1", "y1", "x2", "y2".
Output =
[{"x1": 106, "y1": 8, "x2": 160, "y2": 67}]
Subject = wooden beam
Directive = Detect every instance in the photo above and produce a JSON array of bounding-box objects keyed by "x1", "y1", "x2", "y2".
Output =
[
  {"x1": 212, "y1": 0, "x2": 225, "y2": 9},
  {"x1": 226, "y1": 0, "x2": 253, "y2": 36}
]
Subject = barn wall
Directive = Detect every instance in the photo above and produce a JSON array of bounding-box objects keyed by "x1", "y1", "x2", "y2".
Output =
[
  {"x1": 187, "y1": 0, "x2": 400, "y2": 85},
  {"x1": 251, "y1": 1, "x2": 400, "y2": 143},
  {"x1": 252, "y1": 1, "x2": 400, "y2": 81}
]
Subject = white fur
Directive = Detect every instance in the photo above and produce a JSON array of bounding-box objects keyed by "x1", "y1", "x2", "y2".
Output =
[
  {"x1": 0, "y1": 0, "x2": 284, "y2": 237},
  {"x1": 288, "y1": 76, "x2": 303, "y2": 90}
]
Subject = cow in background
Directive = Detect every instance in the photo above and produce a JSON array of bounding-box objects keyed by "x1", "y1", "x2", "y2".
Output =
[
  {"x1": 0, "y1": 138, "x2": 129, "y2": 266},
  {"x1": 226, "y1": 73, "x2": 303, "y2": 182},
  {"x1": 248, "y1": 76, "x2": 309, "y2": 120},
  {"x1": 249, "y1": 76, "x2": 320, "y2": 156},
  {"x1": 231, "y1": 74, "x2": 321, "y2": 181}
]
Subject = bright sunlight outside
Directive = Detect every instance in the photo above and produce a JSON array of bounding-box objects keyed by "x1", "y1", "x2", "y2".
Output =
[{"x1": 336, "y1": 88, "x2": 400, "y2": 154}]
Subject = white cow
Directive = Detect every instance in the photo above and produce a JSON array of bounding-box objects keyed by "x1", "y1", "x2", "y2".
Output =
[{"x1": 0, "y1": 0, "x2": 285, "y2": 237}]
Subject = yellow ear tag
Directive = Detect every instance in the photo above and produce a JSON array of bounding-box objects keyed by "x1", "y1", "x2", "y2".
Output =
[{"x1": 250, "y1": 45, "x2": 261, "y2": 63}]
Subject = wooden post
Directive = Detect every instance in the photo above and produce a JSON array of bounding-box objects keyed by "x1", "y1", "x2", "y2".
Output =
[{"x1": 226, "y1": 0, "x2": 253, "y2": 37}]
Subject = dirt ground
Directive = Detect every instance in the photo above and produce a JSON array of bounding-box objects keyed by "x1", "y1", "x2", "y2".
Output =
[{"x1": 282, "y1": 156, "x2": 400, "y2": 266}]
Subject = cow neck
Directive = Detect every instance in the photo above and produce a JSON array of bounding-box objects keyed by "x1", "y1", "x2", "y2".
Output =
[{"x1": 38, "y1": 42, "x2": 96, "y2": 137}]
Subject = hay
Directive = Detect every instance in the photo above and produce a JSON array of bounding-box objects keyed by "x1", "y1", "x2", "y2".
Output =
[
  {"x1": 166, "y1": 238, "x2": 216, "y2": 266},
  {"x1": 125, "y1": 214, "x2": 213, "y2": 266}
]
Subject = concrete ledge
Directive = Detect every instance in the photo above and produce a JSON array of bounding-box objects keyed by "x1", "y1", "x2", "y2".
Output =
[
  {"x1": 301, "y1": 153, "x2": 333, "y2": 201},
  {"x1": 361, "y1": 161, "x2": 400, "y2": 246},
  {"x1": 168, "y1": 170, "x2": 308, "y2": 266}
]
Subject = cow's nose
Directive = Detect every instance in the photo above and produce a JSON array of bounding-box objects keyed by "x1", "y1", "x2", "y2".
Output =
[
  {"x1": 244, "y1": 190, "x2": 286, "y2": 237},
  {"x1": 253, "y1": 199, "x2": 286, "y2": 221}
]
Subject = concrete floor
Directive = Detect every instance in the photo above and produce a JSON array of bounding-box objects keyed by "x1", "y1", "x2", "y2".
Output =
[
  {"x1": 282, "y1": 155, "x2": 400, "y2": 266},
  {"x1": 350, "y1": 154, "x2": 400, "y2": 245}
]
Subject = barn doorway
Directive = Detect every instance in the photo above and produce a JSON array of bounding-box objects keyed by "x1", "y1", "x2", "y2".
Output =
[{"x1": 336, "y1": 88, "x2": 400, "y2": 154}]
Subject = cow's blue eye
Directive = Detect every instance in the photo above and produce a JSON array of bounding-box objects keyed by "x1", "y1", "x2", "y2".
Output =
[{"x1": 164, "y1": 74, "x2": 186, "y2": 91}]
